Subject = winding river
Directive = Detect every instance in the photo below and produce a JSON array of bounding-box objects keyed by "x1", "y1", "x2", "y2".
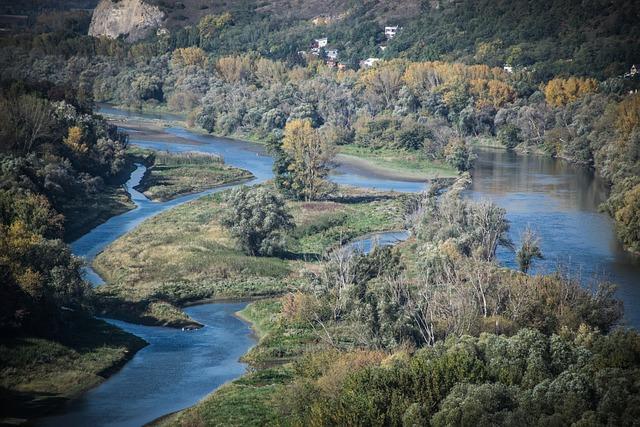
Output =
[{"x1": 39, "y1": 106, "x2": 640, "y2": 426}]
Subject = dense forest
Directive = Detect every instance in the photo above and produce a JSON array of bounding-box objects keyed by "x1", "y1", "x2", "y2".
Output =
[
  {"x1": 1, "y1": 0, "x2": 640, "y2": 424},
  {"x1": 1, "y1": 0, "x2": 639, "y2": 250},
  {"x1": 0, "y1": 83, "x2": 130, "y2": 333}
]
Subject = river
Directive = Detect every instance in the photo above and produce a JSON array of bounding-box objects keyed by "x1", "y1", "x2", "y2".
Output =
[{"x1": 39, "y1": 106, "x2": 640, "y2": 426}]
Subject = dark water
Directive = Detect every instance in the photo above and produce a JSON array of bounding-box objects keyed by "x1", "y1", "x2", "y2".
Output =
[
  {"x1": 39, "y1": 303, "x2": 253, "y2": 427},
  {"x1": 469, "y1": 147, "x2": 640, "y2": 327}
]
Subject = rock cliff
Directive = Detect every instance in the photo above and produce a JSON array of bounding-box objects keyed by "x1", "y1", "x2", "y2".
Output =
[{"x1": 88, "y1": 0, "x2": 164, "y2": 42}]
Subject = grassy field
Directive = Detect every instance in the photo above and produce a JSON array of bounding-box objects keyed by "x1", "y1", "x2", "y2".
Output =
[
  {"x1": 338, "y1": 145, "x2": 458, "y2": 180},
  {"x1": 92, "y1": 185, "x2": 407, "y2": 327},
  {"x1": 130, "y1": 149, "x2": 254, "y2": 201},
  {"x1": 0, "y1": 315, "x2": 146, "y2": 423}
]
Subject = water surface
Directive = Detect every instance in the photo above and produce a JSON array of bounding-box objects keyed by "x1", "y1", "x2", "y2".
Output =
[
  {"x1": 469, "y1": 147, "x2": 640, "y2": 326},
  {"x1": 39, "y1": 303, "x2": 253, "y2": 427}
]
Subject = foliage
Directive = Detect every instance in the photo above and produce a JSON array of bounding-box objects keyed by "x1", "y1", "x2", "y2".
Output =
[
  {"x1": 444, "y1": 137, "x2": 476, "y2": 172},
  {"x1": 280, "y1": 119, "x2": 336, "y2": 201},
  {"x1": 283, "y1": 328, "x2": 640, "y2": 426},
  {"x1": 0, "y1": 87, "x2": 130, "y2": 334},
  {"x1": 516, "y1": 227, "x2": 544, "y2": 273},
  {"x1": 222, "y1": 186, "x2": 294, "y2": 256},
  {"x1": 544, "y1": 77, "x2": 598, "y2": 107}
]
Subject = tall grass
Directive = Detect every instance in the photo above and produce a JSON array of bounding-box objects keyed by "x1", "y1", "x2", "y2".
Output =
[{"x1": 155, "y1": 151, "x2": 223, "y2": 166}]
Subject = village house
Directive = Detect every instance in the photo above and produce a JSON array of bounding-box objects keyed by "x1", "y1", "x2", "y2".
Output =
[
  {"x1": 503, "y1": 64, "x2": 514, "y2": 73},
  {"x1": 315, "y1": 37, "x2": 328, "y2": 48},
  {"x1": 326, "y1": 48, "x2": 339, "y2": 60},
  {"x1": 385, "y1": 26, "x2": 399, "y2": 39},
  {"x1": 310, "y1": 37, "x2": 328, "y2": 56}
]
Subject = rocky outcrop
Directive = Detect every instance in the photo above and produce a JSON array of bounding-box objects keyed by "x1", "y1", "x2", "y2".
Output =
[{"x1": 89, "y1": 0, "x2": 165, "y2": 42}]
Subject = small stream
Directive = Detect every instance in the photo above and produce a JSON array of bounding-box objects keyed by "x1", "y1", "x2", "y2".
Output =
[{"x1": 40, "y1": 106, "x2": 640, "y2": 426}]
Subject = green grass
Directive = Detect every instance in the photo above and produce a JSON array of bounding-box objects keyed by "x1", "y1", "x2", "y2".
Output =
[
  {"x1": 157, "y1": 370, "x2": 288, "y2": 427},
  {"x1": 288, "y1": 196, "x2": 407, "y2": 254},
  {"x1": 470, "y1": 136, "x2": 506, "y2": 149},
  {"x1": 92, "y1": 186, "x2": 405, "y2": 327},
  {"x1": 0, "y1": 315, "x2": 146, "y2": 423},
  {"x1": 132, "y1": 149, "x2": 254, "y2": 202},
  {"x1": 338, "y1": 145, "x2": 458, "y2": 179}
]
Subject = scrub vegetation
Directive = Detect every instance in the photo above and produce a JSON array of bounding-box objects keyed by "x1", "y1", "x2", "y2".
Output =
[
  {"x1": 161, "y1": 177, "x2": 629, "y2": 426},
  {"x1": 2, "y1": 0, "x2": 640, "y2": 424}
]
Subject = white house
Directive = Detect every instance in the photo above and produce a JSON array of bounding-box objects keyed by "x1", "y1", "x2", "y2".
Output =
[
  {"x1": 326, "y1": 48, "x2": 339, "y2": 60},
  {"x1": 315, "y1": 37, "x2": 328, "y2": 48},
  {"x1": 361, "y1": 57, "x2": 381, "y2": 68},
  {"x1": 385, "y1": 26, "x2": 399, "y2": 39},
  {"x1": 503, "y1": 65, "x2": 514, "y2": 74}
]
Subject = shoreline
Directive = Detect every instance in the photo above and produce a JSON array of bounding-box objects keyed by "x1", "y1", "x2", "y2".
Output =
[{"x1": 103, "y1": 111, "x2": 455, "y2": 184}]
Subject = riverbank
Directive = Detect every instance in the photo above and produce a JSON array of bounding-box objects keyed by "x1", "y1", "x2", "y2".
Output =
[
  {"x1": 91, "y1": 184, "x2": 409, "y2": 328},
  {"x1": 0, "y1": 315, "x2": 146, "y2": 425},
  {"x1": 128, "y1": 147, "x2": 254, "y2": 202},
  {"x1": 153, "y1": 300, "x2": 295, "y2": 426},
  {"x1": 337, "y1": 145, "x2": 458, "y2": 181},
  {"x1": 100, "y1": 109, "x2": 456, "y2": 185},
  {"x1": 62, "y1": 183, "x2": 137, "y2": 243}
]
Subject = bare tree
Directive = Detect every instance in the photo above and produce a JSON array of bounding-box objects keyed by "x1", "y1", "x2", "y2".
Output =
[{"x1": 0, "y1": 94, "x2": 53, "y2": 154}]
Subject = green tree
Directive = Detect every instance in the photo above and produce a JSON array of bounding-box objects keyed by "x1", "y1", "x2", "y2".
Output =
[
  {"x1": 221, "y1": 186, "x2": 294, "y2": 256},
  {"x1": 444, "y1": 137, "x2": 476, "y2": 172}
]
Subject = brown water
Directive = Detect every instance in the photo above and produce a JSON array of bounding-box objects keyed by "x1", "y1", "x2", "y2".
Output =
[{"x1": 468, "y1": 147, "x2": 640, "y2": 327}]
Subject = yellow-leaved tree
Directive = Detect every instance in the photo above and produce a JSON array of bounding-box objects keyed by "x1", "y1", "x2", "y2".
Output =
[
  {"x1": 63, "y1": 126, "x2": 87, "y2": 153},
  {"x1": 544, "y1": 77, "x2": 598, "y2": 107},
  {"x1": 171, "y1": 47, "x2": 208, "y2": 68},
  {"x1": 616, "y1": 93, "x2": 640, "y2": 137},
  {"x1": 282, "y1": 119, "x2": 336, "y2": 201}
]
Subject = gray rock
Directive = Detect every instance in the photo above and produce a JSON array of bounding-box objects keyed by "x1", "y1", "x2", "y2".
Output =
[{"x1": 88, "y1": 0, "x2": 165, "y2": 42}]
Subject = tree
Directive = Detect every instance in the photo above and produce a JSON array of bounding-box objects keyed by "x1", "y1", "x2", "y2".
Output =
[
  {"x1": 497, "y1": 124, "x2": 522, "y2": 149},
  {"x1": 445, "y1": 137, "x2": 476, "y2": 172},
  {"x1": 616, "y1": 93, "x2": 640, "y2": 137},
  {"x1": 221, "y1": 186, "x2": 294, "y2": 256},
  {"x1": 614, "y1": 183, "x2": 640, "y2": 253},
  {"x1": 516, "y1": 226, "x2": 544, "y2": 273},
  {"x1": 0, "y1": 94, "x2": 54, "y2": 154},
  {"x1": 544, "y1": 77, "x2": 598, "y2": 107},
  {"x1": 282, "y1": 119, "x2": 336, "y2": 201}
]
